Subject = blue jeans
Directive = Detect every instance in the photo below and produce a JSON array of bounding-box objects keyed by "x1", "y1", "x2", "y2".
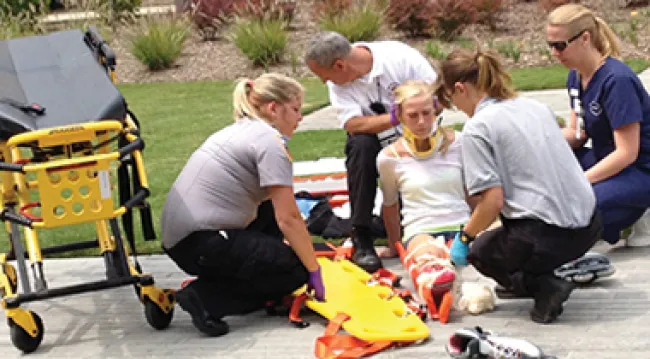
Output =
[{"x1": 576, "y1": 147, "x2": 650, "y2": 244}]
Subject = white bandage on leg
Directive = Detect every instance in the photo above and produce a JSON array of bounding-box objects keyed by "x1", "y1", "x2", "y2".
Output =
[{"x1": 403, "y1": 236, "x2": 456, "y2": 299}]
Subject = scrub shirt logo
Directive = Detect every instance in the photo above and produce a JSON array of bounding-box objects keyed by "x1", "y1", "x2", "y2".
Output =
[
  {"x1": 276, "y1": 134, "x2": 293, "y2": 162},
  {"x1": 589, "y1": 101, "x2": 602, "y2": 116}
]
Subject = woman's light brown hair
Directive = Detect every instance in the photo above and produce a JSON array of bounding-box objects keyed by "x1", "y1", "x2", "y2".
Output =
[{"x1": 437, "y1": 48, "x2": 517, "y2": 106}]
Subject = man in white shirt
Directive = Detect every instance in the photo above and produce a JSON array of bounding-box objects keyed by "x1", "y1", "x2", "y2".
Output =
[{"x1": 304, "y1": 31, "x2": 439, "y2": 273}]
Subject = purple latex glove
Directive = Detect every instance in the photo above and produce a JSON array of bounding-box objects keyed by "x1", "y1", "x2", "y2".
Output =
[
  {"x1": 307, "y1": 266, "x2": 325, "y2": 301},
  {"x1": 389, "y1": 103, "x2": 400, "y2": 127}
]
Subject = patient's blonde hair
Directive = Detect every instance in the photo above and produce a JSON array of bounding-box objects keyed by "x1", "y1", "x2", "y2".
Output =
[{"x1": 393, "y1": 80, "x2": 453, "y2": 153}]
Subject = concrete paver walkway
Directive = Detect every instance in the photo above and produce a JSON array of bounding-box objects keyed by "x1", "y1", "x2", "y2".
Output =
[{"x1": 1, "y1": 242, "x2": 650, "y2": 358}]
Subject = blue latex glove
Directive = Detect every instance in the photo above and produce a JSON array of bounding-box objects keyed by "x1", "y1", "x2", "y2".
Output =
[
  {"x1": 307, "y1": 266, "x2": 326, "y2": 301},
  {"x1": 450, "y1": 232, "x2": 470, "y2": 266}
]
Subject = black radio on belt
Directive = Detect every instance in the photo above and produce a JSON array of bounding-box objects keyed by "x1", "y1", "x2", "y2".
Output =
[{"x1": 369, "y1": 101, "x2": 387, "y2": 115}]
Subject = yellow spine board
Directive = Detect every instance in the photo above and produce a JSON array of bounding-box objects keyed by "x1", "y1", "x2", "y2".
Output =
[{"x1": 297, "y1": 257, "x2": 430, "y2": 342}]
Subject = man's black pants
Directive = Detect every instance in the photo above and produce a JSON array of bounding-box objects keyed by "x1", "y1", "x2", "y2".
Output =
[
  {"x1": 345, "y1": 133, "x2": 382, "y2": 231},
  {"x1": 468, "y1": 212, "x2": 602, "y2": 296},
  {"x1": 165, "y1": 201, "x2": 308, "y2": 319}
]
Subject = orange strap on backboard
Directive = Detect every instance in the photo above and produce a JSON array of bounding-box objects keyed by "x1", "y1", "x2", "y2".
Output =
[{"x1": 314, "y1": 313, "x2": 395, "y2": 359}]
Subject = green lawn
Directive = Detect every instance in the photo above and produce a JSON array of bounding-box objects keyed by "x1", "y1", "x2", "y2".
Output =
[
  {"x1": 0, "y1": 59, "x2": 648, "y2": 257},
  {"x1": 510, "y1": 58, "x2": 650, "y2": 91}
]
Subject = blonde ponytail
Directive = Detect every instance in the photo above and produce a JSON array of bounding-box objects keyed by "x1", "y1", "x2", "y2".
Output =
[
  {"x1": 594, "y1": 16, "x2": 621, "y2": 58},
  {"x1": 231, "y1": 73, "x2": 305, "y2": 123},
  {"x1": 232, "y1": 78, "x2": 258, "y2": 121}
]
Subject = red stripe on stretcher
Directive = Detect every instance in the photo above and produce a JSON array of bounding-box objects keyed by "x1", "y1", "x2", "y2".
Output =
[{"x1": 293, "y1": 173, "x2": 347, "y2": 182}]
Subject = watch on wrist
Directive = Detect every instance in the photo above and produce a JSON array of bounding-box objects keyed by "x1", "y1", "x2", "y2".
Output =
[{"x1": 460, "y1": 231, "x2": 475, "y2": 244}]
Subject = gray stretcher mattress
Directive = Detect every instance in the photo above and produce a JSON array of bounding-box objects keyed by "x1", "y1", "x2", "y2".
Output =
[{"x1": 0, "y1": 29, "x2": 126, "y2": 141}]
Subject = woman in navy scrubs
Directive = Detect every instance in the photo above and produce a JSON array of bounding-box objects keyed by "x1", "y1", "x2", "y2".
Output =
[{"x1": 547, "y1": 4, "x2": 650, "y2": 246}]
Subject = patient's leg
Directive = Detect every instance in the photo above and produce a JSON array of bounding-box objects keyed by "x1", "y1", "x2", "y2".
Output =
[{"x1": 404, "y1": 233, "x2": 456, "y2": 300}]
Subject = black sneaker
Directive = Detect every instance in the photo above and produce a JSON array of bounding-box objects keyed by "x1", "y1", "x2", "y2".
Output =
[
  {"x1": 175, "y1": 287, "x2": 229, "y2": 337},
  {"x1": 530, "y1": 276, "x2": 575, "y2": 324}
]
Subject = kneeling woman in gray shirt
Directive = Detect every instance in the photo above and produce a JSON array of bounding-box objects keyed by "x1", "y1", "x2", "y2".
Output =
[
  {"x1": 160, "y1": 73, "x2": 324, "y2": 337},
  {"x1": 438, "y1": 48, "x2": 601, "y2": 324}
]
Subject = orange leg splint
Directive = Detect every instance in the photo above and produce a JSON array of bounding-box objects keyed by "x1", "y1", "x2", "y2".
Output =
[{"x1": 395, "y1": 235, "x2": 455, "y2": 323}]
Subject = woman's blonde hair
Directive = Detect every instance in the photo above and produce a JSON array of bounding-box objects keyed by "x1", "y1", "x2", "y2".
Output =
[
  {"x1": 548, "y1": 4, "x2": 621, "y2": 58},
  {"x1": 393, "y1": 80, "x2": 453, "y2": 153},
  {"x1": 437, "y1": 48, "x2": 517, "y2": 108},
  {"x1": 232, "y1": 73, "x2": 304, "y2": 122}
]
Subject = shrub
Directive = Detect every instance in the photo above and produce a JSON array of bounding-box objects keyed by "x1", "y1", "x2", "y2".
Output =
[
  {"x1": 96, "y1": 0, "x2": 142, "y2": 23},
  {"x1": 101, "y1": 0, "x2": 141, "y2": 13},
  {"x1": 496, "y1": 39, "x2": 522, "y2": 63},
  {"x1": 229, "y1": 18, "x2": 288, "y2": 67},
  {"x1": 318, "y1": 1, "x2": 384, "y2": 43},
  {"x1": 385, "y1": 0, "x2": 436, "y2": 37},
  {"x1": 0, "y1": 1, "x2": 48, "y2": 40},
  {"x1": 1, "y1": 0, "x2": 50, "y2": 16},
  {"x1": 430, "y1": 0, "x2": 477, "y2": 41},
  {"x1": 311, "y1": 0, "x2": 352, "y2": 22},
  {"x1": 186, "y1": 0, "x2": 236, "y2": 40},
  {"x1": 424, "y1": 40, "x2": 448, "y2": 60},
  {"x1": 538, "y1": 0, "x2": 580, "y2": 12},
  {"x1": 0, "y1": 12, "x2": 39, "y2": 40},
  {"x1": 130, "y1": 18, "x2": 191, "y2": 71},
  {"x1": 473, "y1": 0, "x2": 502, "y2": 31},
  {"x1": 233, "y1": 0, "x2": 296, "y2": 25}
]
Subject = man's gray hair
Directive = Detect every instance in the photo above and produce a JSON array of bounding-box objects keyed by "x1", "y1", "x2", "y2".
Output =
[{"x1": 304, "y1": 31, "x2": 352, "y2": 67}]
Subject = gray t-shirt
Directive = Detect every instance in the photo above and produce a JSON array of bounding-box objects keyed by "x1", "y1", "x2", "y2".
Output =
[
  {"x1": 461, "y1": 97, "x2": 596, "y2": 228},
  {"x1": 160, "y1": 118, "x2": 293, "y2": 249}
]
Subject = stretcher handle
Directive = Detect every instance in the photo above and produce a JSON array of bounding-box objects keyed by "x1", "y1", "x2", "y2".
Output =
[
  {"x1": 0, "y1": 209, "x2": 32, "y2": 227},
  {"x1": 118, "y1": 138, "x2": 144, "y2": 159},
  {"x1": 124, "y1": 188, "x2": 149, "y2": 209},
  {"x1": 84, "y1": 26, "x2": 116, "y2": 70},
  {"x1": 0, "y1": 162, "x2": 25, "y2": 173}
]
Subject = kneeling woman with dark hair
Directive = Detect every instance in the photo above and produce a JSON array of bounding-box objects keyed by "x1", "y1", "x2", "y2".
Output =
[{"x1": 439, "y1": 48, "x2": 601, "y2": 324}]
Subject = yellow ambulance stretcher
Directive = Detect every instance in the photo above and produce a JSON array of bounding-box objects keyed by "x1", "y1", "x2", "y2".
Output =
[{"x1": 0, "y1": 27, "x2": 174, "y2": 353}]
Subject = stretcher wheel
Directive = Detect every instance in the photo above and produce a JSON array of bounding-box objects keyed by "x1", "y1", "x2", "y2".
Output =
[
  {"x1": 9, "y1": 311, "x2": 44, "y2": 354},
  {"x1": 144, "y1": 299, "x2": 174, "y2": 330}
]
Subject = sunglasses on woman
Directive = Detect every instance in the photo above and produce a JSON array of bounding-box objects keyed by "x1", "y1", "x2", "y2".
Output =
[{"x1": 547, "y1": 31, "x2": 584, "y2": 52}]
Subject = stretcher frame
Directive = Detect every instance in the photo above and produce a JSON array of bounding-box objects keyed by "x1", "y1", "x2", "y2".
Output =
[{"x1": 0, "y1": 27, "x2": 175, "y2": 354}]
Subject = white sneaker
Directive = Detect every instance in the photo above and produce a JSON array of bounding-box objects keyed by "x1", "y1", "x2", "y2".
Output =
[
  {"x1": 446, "y1": 327, "x2": 556, "y2": 359},
  {"x1": 626, "y1": 209, "x2": 650, "y2": 247}
]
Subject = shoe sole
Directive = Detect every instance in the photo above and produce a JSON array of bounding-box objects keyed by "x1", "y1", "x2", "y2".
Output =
[
  {"x1": 175, "y1": 290, "x2": 229, "y2": 337},
  {"x1": 352, "y1": 255, "x2": 383, "y2": 273},
  {"x1": 531, "y1": 282, "x2": 574, "y2": 324},
  {"x1": 495, "y1": 290, "x2": 532, "y2": 300},
  {"x1": 555, "y1": 255, "x2": 615, "y2": 284}
]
